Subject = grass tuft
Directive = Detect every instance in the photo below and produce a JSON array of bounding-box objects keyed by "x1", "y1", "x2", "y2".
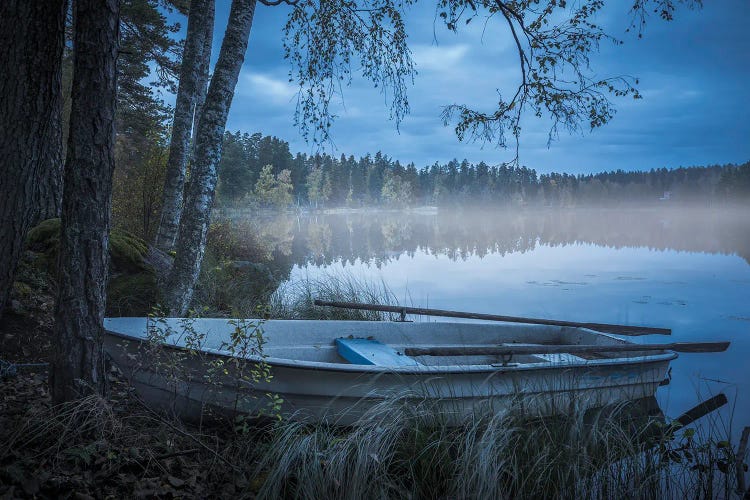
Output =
[{"x1": 269, "y1": 271, "x2": 399, "y2": 320}]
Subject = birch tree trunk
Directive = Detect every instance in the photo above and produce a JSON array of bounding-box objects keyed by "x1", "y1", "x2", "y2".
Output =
[
  {"x1": 193, "y1": 5, "x2": 214, "y2": 140},
  {"x1": 154, "y1": 0, "x2": 216, "y2": 252},
  {"x1": 51, "y1": 0, "x2": 120, "y2": 403},
  {"x1": 0, "y1": 0, "x2": 67, "y2": 316},
  {"x1": 165, "y1": 0, "x2": 257, "y2": 315}
]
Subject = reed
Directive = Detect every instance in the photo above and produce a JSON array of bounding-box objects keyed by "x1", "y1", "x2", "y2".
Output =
[{"x1": 269, "y1": 271, "x2": 399, "y2": 321}]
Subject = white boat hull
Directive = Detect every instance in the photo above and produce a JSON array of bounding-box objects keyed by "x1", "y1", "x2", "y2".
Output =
[{"x1": 103, "y1": 318, "x2": 676, "y2": 425}]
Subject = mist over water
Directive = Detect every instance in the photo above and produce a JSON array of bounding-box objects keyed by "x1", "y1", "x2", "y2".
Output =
[{"x1": 236, "y1": 206, "x2": 750, "y2": 426}]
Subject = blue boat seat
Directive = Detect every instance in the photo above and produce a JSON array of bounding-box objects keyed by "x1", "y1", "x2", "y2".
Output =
[{"x1": 335, "y1": 338, "x2": 421, "y2": 366}]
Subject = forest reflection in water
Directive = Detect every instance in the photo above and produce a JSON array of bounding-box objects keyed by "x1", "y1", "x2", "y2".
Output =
[{"x1": 230, "y1": 206, "x2": 750, "y2": 271}]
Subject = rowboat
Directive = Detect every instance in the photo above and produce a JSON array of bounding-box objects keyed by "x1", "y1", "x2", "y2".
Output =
[{"x1": 100, "y1": 316, "x2": 722, "y2": 425}]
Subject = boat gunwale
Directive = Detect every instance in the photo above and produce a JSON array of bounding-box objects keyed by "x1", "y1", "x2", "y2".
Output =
[{"x1": 104, "y1": 322, "x2": 678, "y2": 375}]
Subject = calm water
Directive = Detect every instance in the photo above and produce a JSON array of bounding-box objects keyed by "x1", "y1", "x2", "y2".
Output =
[{"x1": 247, "y1": 207, "x2": 750, "y2": 426}]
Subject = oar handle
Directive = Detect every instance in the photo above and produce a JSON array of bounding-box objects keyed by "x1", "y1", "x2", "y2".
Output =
[{"x1": 314, "y1": 299, "x2": 671, "y2": 336}]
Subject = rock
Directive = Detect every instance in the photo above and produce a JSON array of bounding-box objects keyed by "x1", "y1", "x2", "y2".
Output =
[
  {"x1": 22, "y1": 218, "x2": 166, "y2": 317},
  {"x1": 107, "y1": 271, "x2": 160, "y2": 317},
  {"x1": 143, "y1": 246, "x2": 173, "y2": 284},
  {"x1": 109, "y1": 231, "x2": 150, "y2": 272},
  {"x1": 167, "y1": 475, "x2": 185, "y2": 488},
  {"x1": 25, "y1": 218, "x2": 61, "y2": 252}
]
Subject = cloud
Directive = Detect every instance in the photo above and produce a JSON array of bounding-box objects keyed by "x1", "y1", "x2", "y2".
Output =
[
  {"x1": 411, "y1": 44, "x2": 469, "y2": 72},
  {"x1": 239, "y1": 72, "x2": 297, "y2": 104}
]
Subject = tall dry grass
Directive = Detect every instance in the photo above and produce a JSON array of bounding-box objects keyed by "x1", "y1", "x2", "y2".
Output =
[{"x1": 253, "y1": 394, "x2": 746, "y2": 499}]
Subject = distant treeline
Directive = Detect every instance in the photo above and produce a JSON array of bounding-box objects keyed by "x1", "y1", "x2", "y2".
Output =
[{"x1": 216, "y1": 131, "x2": 750, "y2": 208}]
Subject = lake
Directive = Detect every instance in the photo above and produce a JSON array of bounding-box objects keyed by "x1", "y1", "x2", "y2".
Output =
[{"x1": 239, "y1": 206, "x2": 750, "y2": 428}]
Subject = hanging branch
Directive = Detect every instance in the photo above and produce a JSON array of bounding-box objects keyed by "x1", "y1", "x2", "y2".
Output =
[{"x1": 435, "y1": 0, "x2": 698, "y2": 163}]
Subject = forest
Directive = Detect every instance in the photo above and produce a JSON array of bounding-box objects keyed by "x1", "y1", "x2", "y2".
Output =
[
  {"x1": 116, "y1": 125, "x2": 750, "y2": 240},
  {"x1": 213, "y1": 131, "x2": 750, "y2": 208}
]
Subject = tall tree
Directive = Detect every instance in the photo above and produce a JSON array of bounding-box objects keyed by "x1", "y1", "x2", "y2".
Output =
[
  {"x1": 0, "y1": 0, "x2": 67, "y2": 316},
  {"x1": 51, "y1": 0, "x2": 120, "y2": 403},
  {"x1": 165, "y1": 0, "x2": 257, "y2": 314},
  {"x1": 193, "y1": 8, "x2": 215, "y2": 134},
  {"x1": 216, "y1": 131, "x2": 253, "y2": 202},
  {"x1": 117, "y1": 0, "x2": 182, "y2": 137},
  {"x1": 154, "y1": 0, "x2": 216, "y2": 251}
]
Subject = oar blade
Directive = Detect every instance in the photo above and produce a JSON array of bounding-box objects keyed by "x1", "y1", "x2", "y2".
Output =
[
  {"x1": 671, "y1": 341, "x2": 730, "y2": 353},
  {"x1": 586, "y1": 324, "x2": 672, "y2": 336},
  {"x1": 675, "y1": 393, "x2": 728, "y2": 427}
]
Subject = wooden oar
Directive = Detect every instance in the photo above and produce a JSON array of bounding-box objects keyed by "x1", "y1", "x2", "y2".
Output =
[
  {"x1": 404, "y1": 341, "x2": 730, "y2": 357},
  {"x1": 674, "y1": 393, "x2": 728, "y2": 427},
  {"x1": 314, "y1": 299, "x2": 671, "y2": 336}
]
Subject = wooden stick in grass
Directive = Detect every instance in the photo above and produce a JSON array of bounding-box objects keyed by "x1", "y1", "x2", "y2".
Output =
[
  {"x1": 313, "y1": 299, "x2": 671, "y2": 336},
  {"x1": 674, "y1": 393, "x2": 728, "y2": 427}
]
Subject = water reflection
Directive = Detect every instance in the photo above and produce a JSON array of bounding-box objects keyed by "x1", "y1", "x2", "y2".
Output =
[{"x1": 232, "y1": 207, "x2": 750, "y2": 271}]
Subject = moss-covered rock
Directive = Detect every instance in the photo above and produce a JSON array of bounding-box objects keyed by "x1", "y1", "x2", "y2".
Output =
[
  {"x1": 110, "y1": 230, "x2": 149, "y2": 273},
  {"x1": 107, "y1": 271, "x2": 160, "y2": 317},
  {"x1": 25, "y1": 218, "x2": 151, "y2": 273},
  {"x1": 17, "y1": 218, "x2": 283, "y2": 318},
  {"x1": 18, "y1": 218, "x2": 167, "y2": 317},
  {"x1": 25, "y1": 218, "x2": 61, "y2": 251}
]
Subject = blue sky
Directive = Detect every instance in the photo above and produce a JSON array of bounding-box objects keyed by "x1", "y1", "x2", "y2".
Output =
[{"x1": 167, "y1": 1, "x2": 750, "y2": 175}]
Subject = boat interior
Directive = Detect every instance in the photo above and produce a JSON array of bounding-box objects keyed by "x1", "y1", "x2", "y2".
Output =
[{"x1": 104, "y1": 317, "x2": 666, "y2": 368}]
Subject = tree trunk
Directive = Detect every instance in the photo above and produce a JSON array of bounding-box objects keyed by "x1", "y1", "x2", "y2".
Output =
[
  {"x1": 165, "y1": 0, "x2": 257, "y2": 315},
  {"x1": 193, "y1": 4, "x2": 214, "y2": 140},
  {"x1": 154, "y1": 0, "x2": 216, "y2": 252},
  {"x1": 51, "y1": 0, "x2": 120, "y2": 403},
  {"x1": 0, "y1": 0, "x2": 67, "y2": 316}
]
